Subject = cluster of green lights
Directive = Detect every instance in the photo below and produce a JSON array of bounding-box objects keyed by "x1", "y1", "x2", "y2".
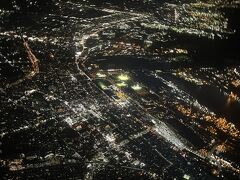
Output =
[
  {"x1": 98, "y1": 82, "x2": 107, "y2": 90},
  {"x1": 131, "y1": 84, "x2": 142, "y2": 91},
  {"x1": 118, "y1": 74, "x2": 130, "y2": 81},
  {"x1": 96, "y1": 72, "x2": 107, "y2": 78},
  {"x1": 116, "y1": 82, "x2": 127, "y2": 87},
  {"x1": 97, "y1": 72, "x2": 143, "y2": 91}
]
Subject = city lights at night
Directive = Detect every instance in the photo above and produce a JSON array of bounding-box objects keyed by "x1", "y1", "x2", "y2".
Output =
[{"x1": 0, "y1": 0, "x2": 240, "y2": 179}]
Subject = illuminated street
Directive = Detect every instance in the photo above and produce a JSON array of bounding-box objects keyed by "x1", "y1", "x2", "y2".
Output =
[{"x1": 0, "y1": 0, "x2": 240, "y2": 179}]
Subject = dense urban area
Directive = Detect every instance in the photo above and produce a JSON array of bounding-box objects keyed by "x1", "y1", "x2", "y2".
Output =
[{"x1": 0, "y1": 0, "x2": 240, "y2": 179}]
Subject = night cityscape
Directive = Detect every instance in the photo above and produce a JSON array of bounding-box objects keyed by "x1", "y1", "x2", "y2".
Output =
[{"x1": 0, "y1": 0, "x2": 240, "y2": 179}]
